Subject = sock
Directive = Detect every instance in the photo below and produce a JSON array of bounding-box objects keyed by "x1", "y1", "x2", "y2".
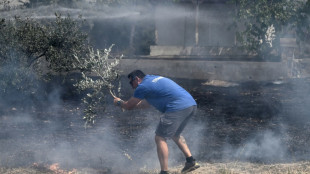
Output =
[{"x1": 186, "y1": 156, "x2": 194, "y2": 163}]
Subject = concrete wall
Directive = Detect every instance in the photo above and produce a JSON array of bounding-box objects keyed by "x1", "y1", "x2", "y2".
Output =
[
  {"x1": 124, "y1": 38, "x2": 309, "y2": 83},
  {"x1": 150, "y1": 46, "x2": 252, "y2": 57},
  {"x1": 119, "y1": 59, "x2": 288, "y2": 82}
]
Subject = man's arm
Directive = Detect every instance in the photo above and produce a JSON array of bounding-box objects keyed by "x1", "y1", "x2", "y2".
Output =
[
  {"x1": 135, "y1": 99, "x2": 150, "y2": 109},
  {"x1": 114, "y1": 97, "x2": 145, "y2": 110}
]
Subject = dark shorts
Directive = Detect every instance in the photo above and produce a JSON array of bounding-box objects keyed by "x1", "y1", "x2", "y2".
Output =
[{"x1": 155, "y1": 105, "x2": 197, "y2": 139}]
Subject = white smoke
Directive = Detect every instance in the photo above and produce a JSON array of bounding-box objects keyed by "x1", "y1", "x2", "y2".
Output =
[{"x1": 233, "y1": 130, "x2": 287, "y2": 162}]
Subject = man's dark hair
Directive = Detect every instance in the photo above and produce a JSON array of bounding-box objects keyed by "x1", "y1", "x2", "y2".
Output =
[{"x1": 128, "y1": 70, "x2": 146, "y2": 79}]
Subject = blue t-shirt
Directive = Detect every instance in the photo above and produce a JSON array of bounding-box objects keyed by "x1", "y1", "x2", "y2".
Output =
[{"x1": 134, "y1": 75, "x2": 197, "y2": 113}]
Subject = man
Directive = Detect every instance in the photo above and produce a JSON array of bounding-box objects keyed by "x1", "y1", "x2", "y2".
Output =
[{"x1": 113, "y1": 70, "x2": 200, "y2": 174}]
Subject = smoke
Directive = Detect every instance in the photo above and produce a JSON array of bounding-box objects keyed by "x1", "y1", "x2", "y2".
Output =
[
  {"x1": 223, "y1": 129, "x2": 288, "y2": 163},
  {"x1": 0, "y1": 4, "x2": 142, "y2": 20},
  {"x1": 130, "y1": 114, "x2": 159, "y2": 170},
  {"x1": 0, "y1": 4, "x2": 158, "y2": 173},
  {"x1": 282, "y1": 79, "x2": 310, "y2": 124},
  {"x1": 154, "y1": 3, "x2": 235, "y2": 47},
  {"x1": 1, "y1": 71, "x2": 309, "y2": 172},
  {"x1": 0, "y1": 100, "x2": 143, "y2": 173},
  {"x1": 182, "y1": 115, "x2": 206, "y2": 161},
  {"x1": 1, "y1": 2, "x2": 310, "y2": 174}
]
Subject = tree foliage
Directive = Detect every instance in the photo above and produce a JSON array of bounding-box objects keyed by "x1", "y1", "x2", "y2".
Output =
[
  {"x1": 23, "y1": 0, "x2": 152, "y2": 7},
  {"x1": 73, "y1": 45, "x2": 121, "y2": 126},
  {"x1": 0, "y1": 17, "x2": 42, "y2": 99},
  {"x1": 0, "y1": 14, "x2": 89, "y2": 72},
  {"x1": 25, "y1": 0, "x2": 80, "y2": 8},
  {"x1": 0, "y1": 14, "x2": 90, "y2": 106},
  {"x1": 231, "y1": 0, "x2": 310, "y2": 57},
  {"x1": 0, "y1": 13, "x2": 122, "y2": 125},
  {"x1": 295, "y1": 0, "x2": 310, "y2": 42}
]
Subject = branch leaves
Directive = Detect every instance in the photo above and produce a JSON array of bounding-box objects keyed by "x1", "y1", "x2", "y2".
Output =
[{"x1": 74, "y1": 45, "x2": 122, "y2": 127}]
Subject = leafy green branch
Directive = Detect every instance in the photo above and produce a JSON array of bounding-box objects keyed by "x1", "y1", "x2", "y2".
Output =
[{"x1": 74, "y1": 45, "x2": 122, "y2": 126}]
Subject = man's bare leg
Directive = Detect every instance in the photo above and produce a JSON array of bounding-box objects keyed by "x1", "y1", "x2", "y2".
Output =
[
  {"x1": 172, "y1": 135, "x2": 192, "y2": 158},
  {"x1": 155, "y1": 135, "x2": 169, "y2": 171},
  {"x1": 173, "y1": 135, "x2": 200, "y2": 173}
]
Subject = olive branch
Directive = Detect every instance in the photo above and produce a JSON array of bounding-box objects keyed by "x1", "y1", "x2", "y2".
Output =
[{"x1": 73, "y1": 45, "x2": 122, "y2": 127}]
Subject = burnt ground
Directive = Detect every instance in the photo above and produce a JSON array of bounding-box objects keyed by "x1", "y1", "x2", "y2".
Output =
[
  {"x1": 191, "y1": 78, "x2": 310, "y2": 163},
  {"x1": 0, "y1": 78, "x2": 310, "y2": 173}
]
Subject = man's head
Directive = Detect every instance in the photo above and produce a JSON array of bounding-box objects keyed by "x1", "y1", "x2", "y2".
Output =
[{"x1": 128, "y1": 70, "x2": 146, "y2": 89}]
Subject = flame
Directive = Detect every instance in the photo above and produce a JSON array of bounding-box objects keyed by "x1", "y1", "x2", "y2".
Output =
[
  {"x1": 49, "y1": 163, "x2": 60, "y2": 171},
  {"x1": 32, "y1": 163, "x2": 77, "y2": 174}
]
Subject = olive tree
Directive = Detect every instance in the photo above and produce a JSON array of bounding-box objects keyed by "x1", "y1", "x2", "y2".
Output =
[
  {"x1": 0, "y1": 13, "x2": 122, "y2": 125},
  {"x1": 1, "y1": 14, "x2": 89, "y2": 70},
  {"x1": 0, "y1": 14, "x2": 89, "y2": 100},
  {"x1": 231, "y1": 0, "x2": 310, "y2": 58},
  {"x1": 0, "y1": 17, "x2": 42, "y2": 101}
]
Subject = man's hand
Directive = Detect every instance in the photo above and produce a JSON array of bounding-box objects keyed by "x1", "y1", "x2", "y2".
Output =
[
  {"x1": 113, "y1": 97, "x2": 142, "y2": 110},
  {"x1": 113, "y1": 97, "x2": 122, "y2": 106}
]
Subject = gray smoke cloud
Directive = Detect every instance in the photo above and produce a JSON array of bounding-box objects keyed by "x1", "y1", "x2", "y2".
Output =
[
  {"x1": 0, "y1": 3, "x2": 142, "y2": 20},
  {"x1": 1, "y1": 1, "x2": 310, "y2": 173},
  {"x1": 0, "y1": 101, "x2": 152, "y2": 173},
  {"x1": 223, "y1": 129, "x2": 288, "y2": 163}
]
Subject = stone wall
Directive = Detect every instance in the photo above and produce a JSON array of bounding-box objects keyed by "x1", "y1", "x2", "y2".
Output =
[{"x1": 119, "y1": 38, "x2": 309, "y2": 82}]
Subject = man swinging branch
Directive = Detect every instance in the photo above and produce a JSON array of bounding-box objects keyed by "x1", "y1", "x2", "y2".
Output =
[{"x1": 113, "y1": 70, "x2": 200, "y2": 174}]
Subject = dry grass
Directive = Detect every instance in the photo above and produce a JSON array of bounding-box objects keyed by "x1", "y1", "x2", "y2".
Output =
[
  {"x1": 138, "y1": 161, "x2": 310, "y2": 174},
  {"x1": 3, "y1": 161, "x2": 306, "y2": 174}
]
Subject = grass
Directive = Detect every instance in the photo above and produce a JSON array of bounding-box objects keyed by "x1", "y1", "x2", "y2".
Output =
[
  {"x1": 138, "y1": 161, "x2": 310, "y2": 174},
  {"x1": 1, "y1": 161, "x2": 310, "y2": 174}
]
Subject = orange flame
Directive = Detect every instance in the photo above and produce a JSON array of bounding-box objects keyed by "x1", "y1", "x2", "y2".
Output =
[{"x1": 32, "y1": 162, "x2": 77, "y2": 174}]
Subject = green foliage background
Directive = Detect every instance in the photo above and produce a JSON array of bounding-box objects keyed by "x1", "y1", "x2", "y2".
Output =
[
  {"x1": 231, "y1": 0, "x2": 310, "y2": 57},
  {"x1": 0, "y1": 14, "x2": 89, "y2": 102},
  {"x1": 0, "y1": 11, "x2": 122, "y2": 124}
]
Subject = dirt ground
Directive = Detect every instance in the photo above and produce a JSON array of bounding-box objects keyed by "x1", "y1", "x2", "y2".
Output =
[{"x1": 0, "y1": 78, "x2": 310, "y2": 174}]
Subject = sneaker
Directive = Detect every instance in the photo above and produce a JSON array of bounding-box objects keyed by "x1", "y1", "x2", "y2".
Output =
[
  {"x1": 159, "y1": 171, "x2": 170, "y2": 174},
  {"x1": 181, "y1": 161, "x2": 200, "y2": 173}
]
